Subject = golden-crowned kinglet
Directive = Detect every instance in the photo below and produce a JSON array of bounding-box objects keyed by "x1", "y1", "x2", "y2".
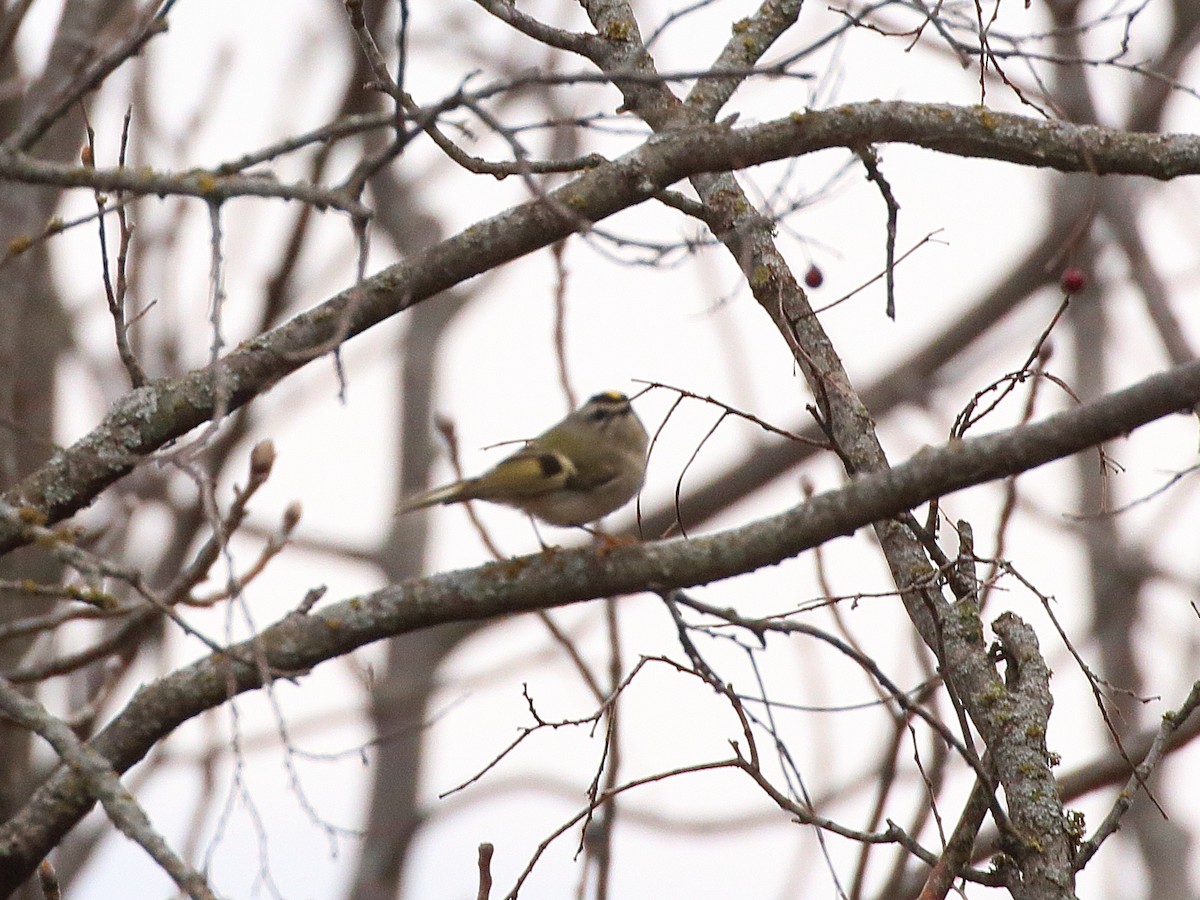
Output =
[{"x1": 398, "y1": 391, "x2": 649, "y2": 527}]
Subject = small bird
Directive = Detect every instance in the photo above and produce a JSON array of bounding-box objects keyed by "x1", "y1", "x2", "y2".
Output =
[{"x1": 398, "y1": 391, "x2": 649, "y2": 527}]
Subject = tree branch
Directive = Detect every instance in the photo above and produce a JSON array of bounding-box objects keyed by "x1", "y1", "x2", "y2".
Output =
[
  {"x1": 1, "y1": 102, "x2": 1197, "y2": 554},
  {"x1": 0, "y1": 677, "x2": 215, "y2": 899},
  {"x1": 0, "y1": 355, "x2": 1198, "y2": 888}
]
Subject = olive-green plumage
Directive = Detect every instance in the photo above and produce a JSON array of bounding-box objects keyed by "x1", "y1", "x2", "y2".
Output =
[{"x1": 398, "y1": 392, "x2": 648, "y2": 527}]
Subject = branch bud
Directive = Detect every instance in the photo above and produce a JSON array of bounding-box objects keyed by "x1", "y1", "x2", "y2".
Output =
[{"x1": 249, "y1": 440, "x2": 276, "y2": 479}]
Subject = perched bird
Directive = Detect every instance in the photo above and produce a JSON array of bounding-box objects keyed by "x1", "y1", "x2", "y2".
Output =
[{"x1": 398, "y1": 391, "x2": 649, "y2": 527}]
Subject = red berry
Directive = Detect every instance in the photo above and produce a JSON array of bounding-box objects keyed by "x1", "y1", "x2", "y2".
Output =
[
  {"x1": 1060, "y1": 267, "x2": 1086, "y2": 294},
  {"x1": 804, "y1": 265, "x2": 824, "y2": 288}
]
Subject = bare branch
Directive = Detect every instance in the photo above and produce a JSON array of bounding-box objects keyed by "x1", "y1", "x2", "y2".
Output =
[
  {"x1": 0, "y1": 102, "x2": 1195, "y2": 550},
  {"x1": 0, "y1": 677, "x2": 216, "y2": 900},
  {"x1": 1, "y1": 355, "x2": 1199, "y2": 886}
]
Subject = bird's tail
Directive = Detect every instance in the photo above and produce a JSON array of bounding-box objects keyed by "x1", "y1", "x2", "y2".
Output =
[{"x1": 396, "y1": 481, "x2": 468, "y2": 514}]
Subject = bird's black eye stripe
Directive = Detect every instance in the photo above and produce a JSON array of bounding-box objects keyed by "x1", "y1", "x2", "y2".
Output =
[
  {"x1": 588, "y1": 406, "x2": 631, "y2": 423},
  {"x1": 585, "y1": 392, "x2": 631, "y2": 422}
]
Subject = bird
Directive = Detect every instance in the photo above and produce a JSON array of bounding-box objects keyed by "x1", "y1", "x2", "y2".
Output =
[{"x1": 398, "y1": 391, "x2": 649, "y2": 527}]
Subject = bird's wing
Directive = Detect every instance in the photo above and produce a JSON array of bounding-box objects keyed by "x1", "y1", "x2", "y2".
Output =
[
  {"x1": 467, "y1": 448, "x2": 576, "y2": 500},
  {"x1": 563, "y1": 459, "x2": 621, "y2": 491}
]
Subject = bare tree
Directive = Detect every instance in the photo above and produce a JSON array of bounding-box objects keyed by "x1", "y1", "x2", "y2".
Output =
[{"x1": 0, "y1": 1, "x2": 1197, "y2": 898}]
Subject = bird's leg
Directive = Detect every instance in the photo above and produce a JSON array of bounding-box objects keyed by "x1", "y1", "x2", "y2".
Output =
[
  {"x1": 578, "y1": 523, "x2": 635, "y2": 552},
  {"x1": 528, "y1": 516, "x2": 551, "y2": 551}
]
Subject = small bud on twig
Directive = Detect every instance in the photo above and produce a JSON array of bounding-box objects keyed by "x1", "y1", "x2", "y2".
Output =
[
  {"x1": 283, "y1": 501, "x2": 302, "y2": 533},
  {"x1": 249, "y1": 440, "x2": 276, "y2": 480}
]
